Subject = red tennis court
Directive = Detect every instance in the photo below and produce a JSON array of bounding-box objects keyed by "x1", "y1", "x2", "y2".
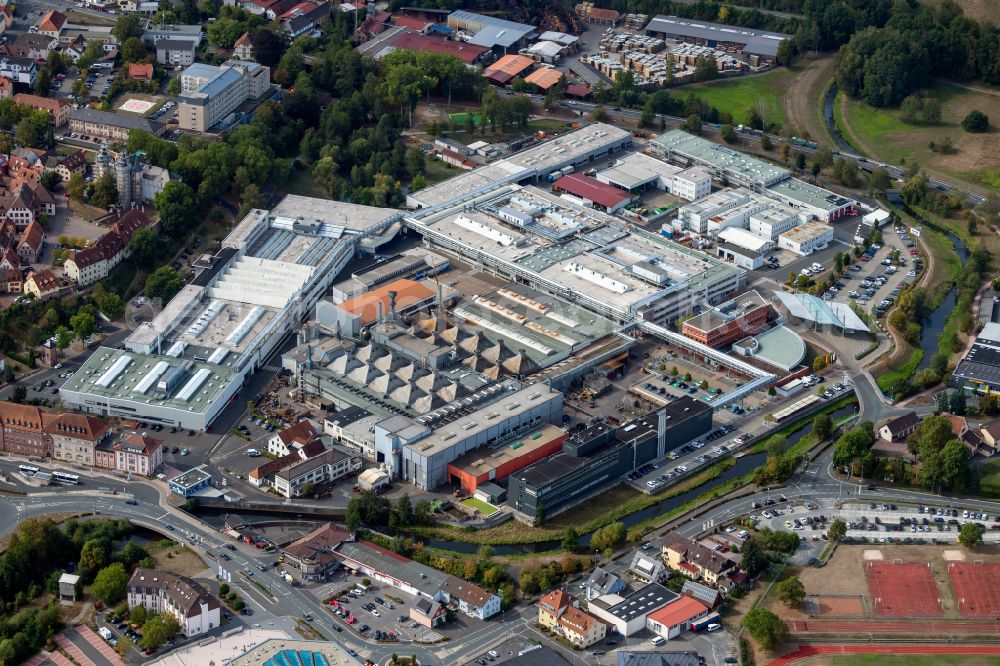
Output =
[
  {"x1": 948, "y1": 561, "x2": 1000, "y2": 617},
  {"x1": 866, "y1": 561, "x2": 943, "y2": 617}
]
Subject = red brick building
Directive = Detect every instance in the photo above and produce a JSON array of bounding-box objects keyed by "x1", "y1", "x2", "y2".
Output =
[
  {"x1": 681, "y1": 290, "x2": 769, "y2": 348},
  {"x1": 447, "y1": 424, "x2": 567, "y2": 494}
]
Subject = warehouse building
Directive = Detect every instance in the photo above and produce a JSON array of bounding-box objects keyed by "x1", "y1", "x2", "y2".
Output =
[
  {"x1": 552, "y1": 173, "x2": 633, "y2": 213},
  {"x1": 681, "y1": 290, "x2": 769, "y2": 348},
  {"x1": 651, "y1": 130, "x2": 789, "y2": 190},
  {"x1": 507, "y1": 397, "x2": 712, "y2": 521},
  {"x1": 61, "y1": 196, "x2": 403, "y2": 430},
  {"x1": 447, "y1": 10, "x2": 536, "y2": 53},
  {"x1": 777, "y1": 221, "x2": 834, "y2": 256},
  {"x1": 588, "y1": 583, "x2": 677, "y2": 637},
  {"x1": 400, "y1": 384, "x2": 564, "y2": 490},
  {"x1": 765, "y1": 178, "x2": 855, "y2": 222},
  {"x1": 447, "y1": 423, "x2": 568, "y2": 494},
  {"x1": 716, "y1": 242, "x2": 763, "y2": 270},
  {"x1": 952, "y1": 323, "x2": 1000, "y2": 396},
  {"x1": 716, "y1": 227, "x2": 773, "y2": 255},
  {"x1": 645, "y1": 16, "x2": 790, "y2": 65},
  {"x1": 596, "y1": 153, "x2": 681, "y2": 193}
]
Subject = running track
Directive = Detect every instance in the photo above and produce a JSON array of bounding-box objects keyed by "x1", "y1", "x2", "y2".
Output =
[
  {"x1": 788, "y1": 619, "x2": 1000, "y2": 633},
  {"x1": 769, "y1": 644, "x2": 1000, "y2": 666}
]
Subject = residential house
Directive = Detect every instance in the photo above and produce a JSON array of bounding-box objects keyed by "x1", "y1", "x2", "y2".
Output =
[
  {"x1": 128, "y1": 63, "x2": 154, "y2": 81},
  {"x1": 281, "y1": 522, "x2": 353, "y2": 581},
  {"x1": 127, "y1": 568, "x2": 220, "y2": 637},
  {"x1": 0, "y1": 248, "x2": 19, "y2": 270},
  {"x1": 410, "y1": 597, "x2": 446, "y2": 628},
  {"x1": 439, "y1": 576, "x2": 501, "y2": 620},
  {"x1": 37, "y1": 10, "x2": 67, "y2": 38},
  {"x1": 54, "y1": 150, "x2": 87, "y2": 182},
  {"x1": 0, "y1": 56, "x2": 38, "y2": 86},
  {"x1": 115, "y1": 434, "x2": 163, "y2": 476},
  {"x1": 233, "y1": 32, "x2": 254, "y2": 60},
  {"x1": 0, "y1": 77, "x2": 12, "y2": 99},
  {"x1": 49, "y1": 413, "x2": 113, "y2": 466},
  {"x1": 17, "y1": 219, "x2": 44, "y2": 262},
  {"x1": 680, "y1": 580, "x2": 721, "y2": 608},
  {"x1": 266, "y1": 419, "x2": 319, "y2": 456},
  {"x1": 662, "y1": 533, "x2": 735, "y2": 585},
  {"x1": 979, "y1": 421, "x2": 1000, "y2": 457},
  {"x1": 0, "y1": 182, "x2": 47, "y2": 228},
  {"x1": 537, "y1": 589, "x2": 607, "y2": 648},
  {"x1": 249, "y1": 437, "x2": 357, "y2": 497},
  {"x1": 0, "y1": 268, "x2": 22, "y2": 294},
  {"x1": 879, "y1": 412, "x2": 920, "y2": 442},
  {"x1": 0, "y1": 7, "x2": 12, "y2": 36},
  {"x1": 645, "y1": 596, "x2": 710, "y2": 641},
  {"x1": 583, "y1": 567, "x2": 627, "y2": 601},
  {"x1": 284, "y1": 2, "x2": 331, "y2": 38},
  {"x1": 64, "y1": 209, "x2": 154, "y2": 286},
  {"x1": 0, "y1": 401, "x2": 52, "y2": 458},
  {"x1": 629, "y1": 548, "x2": 667, "y2": 583},
  {"x1": 155, "y1": 38, "x2": 198, "y2": 67},
  {"x1": 9, "y1": 33, "x2": 57, "y2": 60},
  {"x1": 8, "y1": 148, "x2": 45, "y2": 185},
  {"x1": 13, "y1": 93, "x2": 72, "y2": 128},
  {"x1": 24, "y1": 268, "x2": 67, "y2": 301}
]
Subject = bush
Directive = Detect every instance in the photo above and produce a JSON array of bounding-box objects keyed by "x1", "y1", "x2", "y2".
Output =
[{"x1": 962, "y1": 110, "x2": 989, "y2": 133}]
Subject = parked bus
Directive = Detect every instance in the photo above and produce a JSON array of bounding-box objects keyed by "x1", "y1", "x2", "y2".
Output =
[
  {"x1": 53, "y1": 471, "x2": 80, "y2": 485},
  {"x1": 18, "y1": 465, "x2": 39, "y2": 476}
]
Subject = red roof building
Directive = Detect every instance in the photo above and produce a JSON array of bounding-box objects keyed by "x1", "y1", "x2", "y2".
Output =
[
  {"x1": 646, "y1": 596, "x2": 710, "y2": 640},
  {"x1": 387, "y1": 32, "x2": 487, "y2": 64},
  {"x1": 127, "y1": 63, "x2": 154, "y2": 81},
  {"x1": 552, "y1": 173, "x2": 632, "y2": 212},
  {"x1": 392, "y1": 15, "x2": 431, "y2": 31}
]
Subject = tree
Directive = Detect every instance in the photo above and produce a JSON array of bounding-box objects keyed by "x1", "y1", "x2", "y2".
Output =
[
  {"x1": 121, "y1": 37, "x2": 148, "y2": 64},
  {"x1": 813, "y1": 414, "x2": 833, "y2": 440},
  {"x1": 91, "y1": 173, "x2": 119, "y2": 210},
  {"x1": 741, "y1": 538, "x2": 767, "y2": 577},
  {"x1": 828, "y1": 518, "x2": 846, "y2": 541},
  {"x1": 69, "y1": 312, "x2": 97, "y2": 342},
  {"x1": 590, "y1": 522, "x2": 626, "y2": 552},
  {"x1": 776, "y1": 577, "x2": 805, "y2": 608},
  {"x1": 949, "y1": 390, "x2": 967, "y2": 415},
  {"x1": 781, "y1": 142, "x2": 791, "y2": 163},
  {"x1": 113, "y1": 14, "x2": 144, "y2": 42},
  {"x1": 743, "y1": 608, "x2": 789, "y2": 652},
  {"x1": 561, "y1": 527, "x2": 579, "y2": 553},
  {"x1": 760, "y1": 134, "x2": 773, "y2": 150},
  {"x1": 127, "y1": 227, "x2": 161, "y2": 270},
  {"x1": 959, "y1": 522, "x2": 983, "y2": 549},
  {"x1": 153, "y1": 182, "x2": 198, "y2": 238},
  {"x1": 92, "y1": 563, "x2": 127, "y2": 604},
  {"x1": 67, "y1": 173, "x2": 85, "y2": 200},
  {"x1": 834, "y1": 428, "x2": 874, "y2": 471},
  {"x1": 54, "y1": 326, "x2": 73, "y2": 351},
  {"x1": 681, "y1": 114, "x2": 702, "y2": 135},
  {"x1": 78, "y1": 539, "x2": 108, "y2": 579},
  {"x1": 795, "y1": 152, "x2": 807, "y2": 171},
  {"x1": 141, "y1": 614, "x2": 180, "y2": 650},
  {"x1": 720, "y1": 123, "x2": 737, "y2": 143},
  {"x1": 250, "y1": 28, "x2": 285, "y2": 67},
  {"x1": 144, "y1": 267, "x2": 182, "y2": 302},
  {"x1": 40, "y1": 170, "x2": 61, "y2": 191},
  {"x1": 395, "y1": 494, "x2": 413, "y2": 527},
  {"x1": 167, "y1": 76, "x2": 181, "y2": 96},
  {"x1": 869, "y1": 167, "x2": 892, "y2": 191},
  {"x1": 962, "y1": 110, "x2": 989, "y2": 133},
  {"x1": 129, "y1": 605, "x2": 148, "y2": 626}
]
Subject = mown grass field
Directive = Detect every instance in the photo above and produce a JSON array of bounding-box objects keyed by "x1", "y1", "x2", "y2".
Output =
[
  {"x1": 980, "y1": 458, "x2": 1000, "y2": 497},
  {"x1": 797, "y1": 654, "x2": 1000, "y2": 666},
  {"x1": 838, "y1": 82, "x2": 1000, "y2": 190},
  {"x1": 681, "y1": 65, "x2": 806, "y2": 127}
]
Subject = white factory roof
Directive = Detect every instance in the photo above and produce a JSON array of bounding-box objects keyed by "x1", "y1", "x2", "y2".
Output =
[
  {"x1": 269, "y1": 194, "x2": 401, "y2": 232},
  {"x1": 597, "y1": 152, "x2": 681, "y2": 190},
  {"x1": 538, "y1": 30, "x2": 578, "y2": 45},
  {"x1": 779, "y1": 220, "x2": 832, "y2": 243},
  {"x1": 654, "y1": 130, "x2": 789, "y2": 187},
  {"x1": 209, "y1": 256, "x2": 314, "y2": 308},
  {"x1": 505, "y1": 123, "x2": 632, "y2": 173},
  {"x1": 717, "y1": 227, "x2": 772, "y2": 253},
  {"x1": 527, "y1": 41, "x2": 563, "y2": 58}
]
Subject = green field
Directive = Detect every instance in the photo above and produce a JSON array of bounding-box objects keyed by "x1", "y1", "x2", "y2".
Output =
[
  {"x1": 681, "y1": 66, "x2": 802, "y2": 127},
  {"x1": 461, "y1": 497, "x2": 499, "y2": 516},
  {"x1": 805, "y1": 654, "x2": 1000, "y2": 666},
  {"x1": 980, "y1": 457, "x2": 1000, "y2": 497},
  {"x1": 838, "y1": 82, "x2": 1000, "y2": 190}
]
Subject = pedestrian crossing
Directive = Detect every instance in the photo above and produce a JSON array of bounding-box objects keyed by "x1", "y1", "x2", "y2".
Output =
[{"x1": 261, "y1": 364, "x2": 282, "y2": 374}]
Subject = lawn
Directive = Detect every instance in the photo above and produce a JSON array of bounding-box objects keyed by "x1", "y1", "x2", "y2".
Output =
[
  {"x1": 682, "y1": 65, "x2": 804, "y2": 127},
  {"x1": 460, "y1": 497, "x2": 499, "y2": 516},
  {"x1": 837, "y1": 82, "x2": 1000, "y2": 191},
  {"x1": 443, "y1": 118, "x2": 573, "y2": 144},
  {"x1": 980, "y1": 458, "x2": 1000, "y2": 497},
  {"x1": 284, "y1": 166, "x2": 327, "y2": 199},
  {"x1": 422, "y1": 158, "x2": 462, "y2": 186}
]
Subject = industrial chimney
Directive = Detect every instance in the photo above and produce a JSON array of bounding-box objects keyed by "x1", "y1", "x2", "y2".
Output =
[{"x1": 388, "y1": 291, "x2": 398, "y2": 321}]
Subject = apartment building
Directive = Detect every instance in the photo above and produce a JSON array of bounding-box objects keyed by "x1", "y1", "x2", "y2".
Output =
[
  {"x1": 114, "y1": 434, "x2": 164, "y2": 476},
  {"x1": 127, "y1": 568, "x2": 220, "y2": 637}
]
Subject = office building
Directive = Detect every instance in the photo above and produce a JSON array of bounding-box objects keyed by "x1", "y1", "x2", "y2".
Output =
[
  {"x1": 178, "y1": 60, "x2": 270, "y2": 132},
  {"x1": 765, "y1": 177, "x2": 855, "y2": 222},
  {"x1": 776, "y1": 221, "x2": 834, "y2": 256},
  {"x1": 681, "y1": 290, "x2": 768, "y2": 348},
  {"x1": 68, "y1": 108, "x2": 164, "y2": 142},
  {"x1": 670, "y1": 167, "x2": 712, "y2": 201}
]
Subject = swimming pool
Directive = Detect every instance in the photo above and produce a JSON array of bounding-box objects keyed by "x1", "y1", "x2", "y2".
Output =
[{"x1": 263, "y1": 649, "x2": 329, "y2": 666}]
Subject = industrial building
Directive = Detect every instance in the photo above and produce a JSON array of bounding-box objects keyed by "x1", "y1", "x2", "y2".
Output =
[
  {"x1": 670, "y1": 167, "x2": 712, "y2": 201},
  {"x1": 765, "y1": 178, "x2": 855, "y2": 222},
  {"x1": 596, "y1": 152, "x2": 682, "y2": 193},
  {"x1": 672, "y1": 189, "x2": 752, "y2": 235},
  {"x1": 776, "y1": 221, "x2": 834, "y2": 256},
  {"x1": 447, "y1": 423, "x2": 568, "y2": 494},
  {"x1": 177, "y1": 60, "x2": 271, "y2": 132},
  {"x1": 552, "y1": 173, "x2": 633, "y2": 212},
  {"x1": 507, "y1": 397, "x2": 712, "y2": 521},
  {"x1": 651, "y1": 130, "x2": 789, "y2": 191},
  {"x1": 447, "y1": 10, "x2": 536, "y2": 53},
  {"x1": 330, "y1": 248, "x2": 449, "y2": 302},
  {"x1": 681, "y1": 290, "x2": 769, "y2": 348},
  {"x1": 399, "y1": 383, "x2": 564, "y2": 490},
  {"x1": 644, "y1": 15, "x2": 790, "y2": 65},
  {"x1": 60, "y1": 195, "x2": 404, "y2": 430},
  {"x1": 588, "y1": 583, "x2": 677, "y2": 637},
  {"x1": 316, "y1": 278, "x2": 439, "y2": 337},
  {"x1": 952, "y1": 322, "x2": 1000, "y2": 395}
]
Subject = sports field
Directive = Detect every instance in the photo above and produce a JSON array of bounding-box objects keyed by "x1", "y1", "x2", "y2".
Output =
[
  {"x1": 461, "y1": 497, "x2": 499, "y2": 516},
  {"x1": 837, "y1": 82, "x2": 1000, "y2": 190},
  {"x1": 787, "y1": 652, "x2": 1000, "y2": 666}
]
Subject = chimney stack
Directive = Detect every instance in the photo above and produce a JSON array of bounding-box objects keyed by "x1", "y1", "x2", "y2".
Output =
[
  {"x1": 388, "y1": 291, "x2": 397, "y2": 321},
  {"x1": 376, "y1": 300, "x2": 384, "y2": 324}
]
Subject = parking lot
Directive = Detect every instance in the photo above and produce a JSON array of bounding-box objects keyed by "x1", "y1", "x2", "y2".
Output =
[
  {"x1": 836, "y1": 502, "x2": 1000, "y2": 544},
  {"x1": 320, "y1": 579, "x2": 449, "y2": 645},
  {"x1": 821, "y1": 227, "x2": 923, "y2": 315},
  {"x1": 627, "y1": 424, "x2": 747, "y2": 492}
]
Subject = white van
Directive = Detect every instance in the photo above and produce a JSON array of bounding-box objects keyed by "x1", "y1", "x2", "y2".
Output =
[
  {"x1": 651, "y1": 636, "x2": 666, "y2": 646},
  {"x1": 707, "y1": 623, "x2": 722, "y2": 632}
]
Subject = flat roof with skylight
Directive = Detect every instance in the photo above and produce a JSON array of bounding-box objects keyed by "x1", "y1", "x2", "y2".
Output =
[{"x1": 653, "y1": 129, "x2": 789, "y2": 188}]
